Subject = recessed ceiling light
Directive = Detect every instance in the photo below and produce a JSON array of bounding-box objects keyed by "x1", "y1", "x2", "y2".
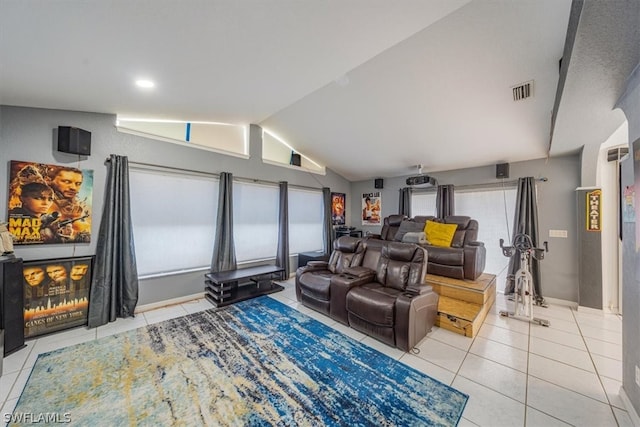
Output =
[{"x1": 135, "y1": 79, "x2": 155, "y2": 88}]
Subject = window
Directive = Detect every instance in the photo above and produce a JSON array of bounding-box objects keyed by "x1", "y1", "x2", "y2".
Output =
[
  {"x1": 129, "y1": 168, "x2": 218, "y2": 276},
  {"x1": 233, "y1": 181, "x2": 279, "y2": 263},
  {"x1": 289, "y1": 188, "x2": 324, "y2": 254},
  {"x1": 411, "y1": 191, "x2": 437, "y2": 217},
  {"x1": 455, "y1": 186, "x2": 517, "y2": 275},
  {"x1": 117, "y1": 117, "x2": 248, "y2": 157},
  {"x1": 262, "y1": 129, "x2": 326, "y2": 174}
]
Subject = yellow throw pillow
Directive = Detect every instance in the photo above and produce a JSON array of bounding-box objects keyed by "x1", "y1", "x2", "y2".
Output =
[{"x1": 424, "y1": 220, "x2": 458, "y2": 247}]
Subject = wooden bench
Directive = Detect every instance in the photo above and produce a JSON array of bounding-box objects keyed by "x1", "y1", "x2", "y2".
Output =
[{"x1": 204, "y1": 264, "x2": 285, "y2": 308}]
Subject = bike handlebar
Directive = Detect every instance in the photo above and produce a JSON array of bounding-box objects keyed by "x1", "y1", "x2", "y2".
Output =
[{"x1": 499, "y1": 234, "x2": 548, "y2": 260}]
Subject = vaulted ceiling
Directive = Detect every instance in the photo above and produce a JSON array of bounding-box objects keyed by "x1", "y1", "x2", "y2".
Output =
[{"x1": 1, "y1": 1, "x2": 637, "y2": 181}]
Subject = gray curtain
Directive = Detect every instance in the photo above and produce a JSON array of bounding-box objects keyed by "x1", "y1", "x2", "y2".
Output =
[
  {"x1": 276, "y1": 181, "x2": 289, "y2": 277},
  {"x1": 88, "y1": 154, "x2": 138, "y2": 328},
  {"x1": 399, "y1": 187, "x2": 412, "y2": 217},
  {"x1": 436, "y1": 184, "x2": 455, "y2": 218},
  {"x1": 211, "y1": 172, "x2": 237, "y2": 272},
  {"x1": 322, "y1": 187, "x2": 333, "y2": 256},
  {"x1": 505, "y1": 177, "x2": 544, "y2": 304}
]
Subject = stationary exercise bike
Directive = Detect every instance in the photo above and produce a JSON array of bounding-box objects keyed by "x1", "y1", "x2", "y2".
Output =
[{"x1": 499, "y1": 233, "x2": 550, "y2": 327}]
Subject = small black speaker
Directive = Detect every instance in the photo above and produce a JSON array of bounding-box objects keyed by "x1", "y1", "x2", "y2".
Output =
[
  {"x1": 374, "y1": 178, "x2": 384, "y2": 189},
  {"x1": 496, "y1": 163, "x2": 509, "y2": 179},
  {"x1": 290, "y1": 152, "x2": 301, "y2": 167},
  {"x1": 58, "y1": 126, "x2": 91, "y2": 155}
]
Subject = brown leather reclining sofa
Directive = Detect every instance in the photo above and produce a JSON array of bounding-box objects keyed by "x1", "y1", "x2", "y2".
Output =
[
  {"x1": 372, "y1": 214, "x2": 486, "y2": 281},
  {"x1": 295, "y1": 236, "x2": 439, "y2": 351}
]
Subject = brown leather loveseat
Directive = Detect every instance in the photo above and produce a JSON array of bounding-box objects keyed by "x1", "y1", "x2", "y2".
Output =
[
  {"x1": 373, "y1": 214, "x2": 486, "y2": 281},
  {"x1": 296, "y1": 236, "x2": 439, "y2": 351}
]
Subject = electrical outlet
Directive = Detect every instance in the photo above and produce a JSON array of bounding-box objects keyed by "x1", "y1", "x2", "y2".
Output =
[
  {"x1": 636, "y1": 365, "x2": 640, "y2": 387},
  {"x1": 549, "y1": 229, "x2": 568, "y2": 238}
]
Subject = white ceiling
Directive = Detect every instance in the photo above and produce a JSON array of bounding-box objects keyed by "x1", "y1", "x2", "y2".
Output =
[{"x1": 1, "y1": 0, "x2": 637, "y2": 181}]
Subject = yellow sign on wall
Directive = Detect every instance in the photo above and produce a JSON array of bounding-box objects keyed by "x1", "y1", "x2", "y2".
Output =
[{"x1": 586, "y1": 189, "x2": 602, "y2": 232}]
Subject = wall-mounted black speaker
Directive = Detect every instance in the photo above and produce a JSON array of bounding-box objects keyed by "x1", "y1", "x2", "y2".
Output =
[
  {"x1": 496, "y1": 163, "x2": 509, "y2": 179},
  {"x1": 58, "y1": 126, "x2": 91, "y2": 155},
  {"x1": 374, "y1": 178, "x2": 384, "y2": 189},
  {"x1": 290, "y1": 152, "x2": 301, "y2": 167}
]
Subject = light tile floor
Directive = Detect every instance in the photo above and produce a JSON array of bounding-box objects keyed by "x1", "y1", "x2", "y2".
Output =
[{"x1": 0, "y1": 279, "x2": 634, "y2": 426}]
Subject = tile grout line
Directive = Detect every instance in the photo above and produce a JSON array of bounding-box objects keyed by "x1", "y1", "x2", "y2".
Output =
[
  {"x1": 570, "y1": 307, "x2": 622, "y2": 426},
  {"x1": 524, "y1": 304, "x2": 589, "y2": 426},
  {"x1": 448, "y1": 299, "x2": 530, "y2": 426}
]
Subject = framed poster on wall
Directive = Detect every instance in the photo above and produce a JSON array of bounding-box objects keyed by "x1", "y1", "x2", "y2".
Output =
[
  {"x1": 362, "y1": 192, "x2": 381, "y2": 225},
  {"x1": 22, "y1": 256, "x2": 93, "y2": 338},
  {"x1": 331, "y1": 192, "x2": 346, "y2": 225},
  {"x1": 7, "y1": 160, "x2": 93, "y2": 245}
]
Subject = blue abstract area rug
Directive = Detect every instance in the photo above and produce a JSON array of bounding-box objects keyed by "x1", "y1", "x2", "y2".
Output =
[{"x1": 12, "y1": 296, "x2": 467, "y2": 426}]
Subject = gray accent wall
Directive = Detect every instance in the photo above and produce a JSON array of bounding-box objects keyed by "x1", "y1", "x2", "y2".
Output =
[
  {"x1": 575, "y1": 188, "x2": 603, "y2": 309},
  {"x1": 351, "y1": 155, "x2": 581, "y2": 302},
  {"x1": 616, "y1": 63, "x2": 640, "y2": 417},
  {"x1": 0, "y1": 106, "x2": 351, "y2": 305}
]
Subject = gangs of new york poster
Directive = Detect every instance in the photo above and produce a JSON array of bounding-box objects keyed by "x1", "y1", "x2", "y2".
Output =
[
  {"x1": 23, "y1": 257, "x2": 92, "y2": 338},
  {"x1": 7, "y1": 160, "x2": 93, "y2": 244}
]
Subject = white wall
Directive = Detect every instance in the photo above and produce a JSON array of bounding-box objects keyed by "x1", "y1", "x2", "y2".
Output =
[{"x1": 596, "y1": 121, "x2": 628, "y2": 313}]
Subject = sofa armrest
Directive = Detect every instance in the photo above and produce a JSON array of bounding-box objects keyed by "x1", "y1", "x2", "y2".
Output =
[
  {"x1": 343, "y1": 266, "x2": 376, "y2": 278},
  {"x1": 366, "y1": 233, "x2": 382, "y2": 239},
  {"x1": 395, "y1": 289, "x2": 439, "y2": 351},
  {"x1": 404, "y1": 283, "x2": 434, "y2": 296},
  {"x1": 296, "y1": 261, "x2": 329, "y2": 276},
  {"x1": 329, "y1": 273, "x2": 374, "y2": 325},
  {"x1": 307, "y1": 260, "x2": 329, "y2": 268},
  {"x1": 467, "y1": 240, "x2": 484, "y2": 247},
  {"x1": 463, "y1": 244, "x2": 486, "y2": 280}
]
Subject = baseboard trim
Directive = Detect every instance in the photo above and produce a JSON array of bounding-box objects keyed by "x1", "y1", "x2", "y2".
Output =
[
  {"x1": 577, "y1": 305, "x2": 604, "y2": 315},
  {"x1": 544, "y1": 297, "x2": 578, "y2": 309},
  {"x1": 135, "y1": 292, "x2": 205, "y2": 314},
  {"x1": 620, "y1": 386, "x2": 640, "y2": 427}
]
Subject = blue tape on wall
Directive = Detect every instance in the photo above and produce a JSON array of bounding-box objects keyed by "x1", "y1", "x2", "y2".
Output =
[{"x1": 186, "y1": 123, "x2": 191, "y2": 142}]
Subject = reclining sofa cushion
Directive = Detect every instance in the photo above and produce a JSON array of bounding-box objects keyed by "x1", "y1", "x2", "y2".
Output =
[
  {"x1": 327, "y1": 236, "x2": 364, "y2": 273},
  {"x1": 445, "y1": 215, "x2": 475, "y2": 248},
  {"x1": 295, "y1": 236, "x2": 364, "y2": 315},
  {"x1": 379, "y1": 214, "x2": 406, "y2": 240},
  {"x1": 346, "y1": 242, "x2": 430, "y2": 348},
  {"x1": 427, "y1": 249, "x2": 464, "y2": 266},
  {"x1": 360, "y1": 237, "x2": 385, "y2": 270},
  {"x1": 375, "y1": 242, "x2": 425, "y2": 291},
  {"x1": 345, "y1": 282, "x2": 398, "y2": 328}
]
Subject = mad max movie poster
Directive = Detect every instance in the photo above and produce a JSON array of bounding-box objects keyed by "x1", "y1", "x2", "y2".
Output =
[{"x1": 7, "y1": 161, "x2": 93, "y2": 244}]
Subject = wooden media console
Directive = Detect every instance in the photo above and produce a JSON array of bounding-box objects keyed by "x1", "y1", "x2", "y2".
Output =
[{"x1": 426, "y1": 273, "x2": 496, "y2": 338}]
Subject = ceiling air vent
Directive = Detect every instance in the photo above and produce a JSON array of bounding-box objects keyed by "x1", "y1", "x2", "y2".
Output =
[{"x1": 512, "y1": 80, "x2": 533, "y2": 101}]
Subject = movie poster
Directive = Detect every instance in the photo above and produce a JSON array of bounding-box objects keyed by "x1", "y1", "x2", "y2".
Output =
[
  {"x1": 7, "y1": 161, "x2": 93, "y2": 244},
  {"x1": 331, "y1": 192, "x2": 346, "y2": 225},
  {"x1": 23, "y1": 256, "x2": 93, "y2": 338},
  {"x1": 362, "y1": 191, "x2": 381, "y2": 225}
]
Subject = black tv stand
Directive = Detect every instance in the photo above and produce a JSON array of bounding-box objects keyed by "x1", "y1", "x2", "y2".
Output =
[{"x1": 204, "y1": 265, "x2": 285, "y2": 308}]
